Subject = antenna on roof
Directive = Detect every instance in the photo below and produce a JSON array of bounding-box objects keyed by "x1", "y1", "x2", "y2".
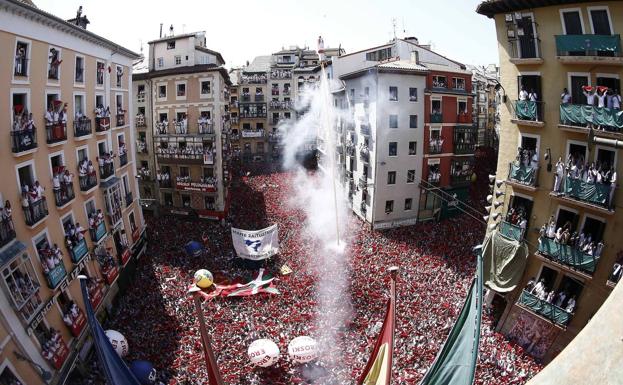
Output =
[
  {"x1": 159, "y1": 23, "x2": 163, "y2": 38},
  {"x1": 392, "y1": 17, "x2": 397, "y2": 42}
]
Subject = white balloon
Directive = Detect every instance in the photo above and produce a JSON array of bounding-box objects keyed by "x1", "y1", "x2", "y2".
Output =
[
  {"x1": 248, "y1": 339, "x2": 280, "y2": 367},
  {"x1": 288, "y1": 336, "x2": 318, "y2": 364},
  {"x1": 105, "y1": 329, "x2": 129, "y2": 357}
]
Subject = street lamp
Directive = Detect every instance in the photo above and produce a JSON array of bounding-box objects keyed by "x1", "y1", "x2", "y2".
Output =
[{"x1": 13, "y1": 351, "x2": 52, "y2": 383}]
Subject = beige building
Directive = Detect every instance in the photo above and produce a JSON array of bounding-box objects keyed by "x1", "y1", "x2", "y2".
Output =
[
  {"x1": 478, "y1": 0, "x2": 623, "y2": 363},
  {"x1": 133, "y1": 31, "x2": 232, "y2": 219},
  {"x1": 0, "y1": 1, "x2": 146, "y2": 383}
]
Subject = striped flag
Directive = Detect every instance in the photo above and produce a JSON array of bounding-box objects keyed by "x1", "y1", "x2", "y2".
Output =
[{"x1": 357, "y1": 268, "x2": 398, "y2": 385}]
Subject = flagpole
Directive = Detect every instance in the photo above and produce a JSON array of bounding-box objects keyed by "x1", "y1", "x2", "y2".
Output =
[
  {"x1": 388, "y1": 266, "x2": 399, "y2": 384},
  {"x1": 193, "y1": 294, "x2": 226, "y2": 385}
]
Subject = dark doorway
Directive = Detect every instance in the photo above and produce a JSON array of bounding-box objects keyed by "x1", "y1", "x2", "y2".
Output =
[
  {"x1": 571, "y1": 76, "x2": 589, "y2": 105},
  {"x1": 556, "y1": 208, "x2": 579, "y2": 232},
  {"x1": 581, "y1": 217, "x2": 606, "y2": 243},
  {"x1": 537, "y1": 265, "x2": 559, "y2": 293}
]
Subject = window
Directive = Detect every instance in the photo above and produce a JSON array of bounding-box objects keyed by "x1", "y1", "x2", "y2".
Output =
[
  {"x1": 48, "y1": 47, "x2": 61, "y2": 80},
  {"x1": 590, "y1": 8, "x2": 612, "y2": 35},
  {"x1": 157, "y1": 57, "x2": 164, "y2": 68},
  {"x1": 365, "y1": 47, "x2": 392, "y2": 62},
  {"x1": 75, "y1": 56, "x2": 84, "y2": 83},
  {"x1": 96, "y1": 61, "x2": 105, "y2": 86},
  {"x1": 177, "y1": 83, "x2": 186, "y2": 97},
  {"x1": 385, "y1": 200, "x2": 394, "y2": 213},
  {"x1": 167, "y1": 41, "x2": 176, "y2": 49},
  {"x1": 181, "y1": 194, "x2": 191, "y2": 208},
  {"x1": 387, "y1": 171, "x2": 396, "y2": 185},
  {"x1": 409, "y1": 141, "x2": 417, "y2": 155},
  {"x1": 409, "y1": 115, "x2": 418, "y2": 128},
  {"x1": 389, "y1": 115, "x2": 398, "y2": 128},
  {"x1": 14, "y1": 41, "x2": 29, "y2": 77},
  {"x1": 452, "y1": 78, "x2": 466, "y2": 90},
  {"x1": 389, "y1": 86, "x2": 398, "y2": 101},
  {"x1": 205, "y1": 196, "x2": 215, "y2": 210},
  {"x1": 407, "y1": 170, "x2": 415, "y2": 183},
  {"x1": 389, "y1": 142, "x2": 397, "y2": 156},
  {"x1": 409, "y1": 87, "x2": 417, "y2": 101},
  {"x1": 432, "y1": 75, "x2": 447, "y2": 88},
  {"x1": 175, "y1": 56, "x2": 181, "y2": 65},
  {"x1": 158, "y1": 85, "x2": 167, "y2": 98},
  {"x1": 201, "y1": 81, "x2": 211, "y2": 95},
  {"x1": 1, "y1": 253, "x2": 41, "y2": 322},
  {"x1": 115, "y1": 65, "x2": 123, "y2": 87},
  {"x1": 404, "y1": 198, "x2": 413, "y2": 211},
  {"x1": 163, "y1": 192, "x2": 173, "y2": 206}
]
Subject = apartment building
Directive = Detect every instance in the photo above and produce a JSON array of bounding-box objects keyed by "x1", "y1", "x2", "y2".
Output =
[
  {"x1": 478, "y1": 0, "x2": 623, "y2": 363},
  {"x1": 132, "y1": 30, "x2": 232, "y2": 220},
  {"x1": 470, "y1": 64, "x2": 500, "y2": 150},
  {"x1": 237, "y1": 56, "x2": 270, "y2": 162},
  {"x1": 332, "y1": 38, "x2": 478, "y2": 229},
  {"x1": 0, "y1": 1, "x2": 146, "y2": 383}
]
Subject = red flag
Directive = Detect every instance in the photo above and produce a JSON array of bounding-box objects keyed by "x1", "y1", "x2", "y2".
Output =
[{"x1": 357, "y1": 268, "x2": 398, "y2": 385}]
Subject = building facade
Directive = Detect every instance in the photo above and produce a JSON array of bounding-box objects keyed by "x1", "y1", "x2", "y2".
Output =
[
  {"x1": 133, "y1": 31, "x2": 232, "y2": 220},
  {"x1": 478, "y1": 0, "x2": 623, "y2": 363},
  {"x1": 0, "y1": 1, "x2": 146, "y2": 383}
]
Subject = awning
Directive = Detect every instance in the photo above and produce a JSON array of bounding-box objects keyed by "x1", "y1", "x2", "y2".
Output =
[{"x1": 482, "y1": 230, "x2": 528, "y2": 293}]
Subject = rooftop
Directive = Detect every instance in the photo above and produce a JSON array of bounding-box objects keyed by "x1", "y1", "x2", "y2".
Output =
[
  {"x1": 243, "y1": 55, "x2": 272, "y2": 73},
  {"x1": 476, "y1": 0, "x2": 606, "y2": 18}
]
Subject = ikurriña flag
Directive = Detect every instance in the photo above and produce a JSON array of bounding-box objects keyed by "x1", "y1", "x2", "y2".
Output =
[
  {"x1": 357, "y1": 270, "x2": 397, "y2": 385},
  {"x1": 191, "y1": 269, "x2": 280, "y2": 300}
]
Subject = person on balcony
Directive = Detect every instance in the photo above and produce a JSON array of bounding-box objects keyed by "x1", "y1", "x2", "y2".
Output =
[
  {"x1": 582, "y1": 86, "x2": 597, "y2": 107},
  {"x1": 613, "y1": 90, "x2": 621, "y2": 111},
  {"x1": 44, "y1": 105, "x2": 54, "y2": 125},
  {"x1": 565, "y1": 296, "x2": 576, "y2": 313},
  {"x1": 518, "y1": 86, "x2": 528, "y2": 101},
  {"x1": 554, "y1": 291, "x2": 567, "y2": 307},
  {"x1": 52, "y1": 171, "x2": 61, "y2": 203},
  {"x1": 2, "y1": 201, "x2": 13, "y2": 231},
  {"x1": 560, "y1": 88, "x2": 571, "y2": 104}
]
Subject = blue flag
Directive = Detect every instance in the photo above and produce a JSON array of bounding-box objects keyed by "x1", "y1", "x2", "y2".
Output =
[{"x1": 79, "y1": 277, "x2": 141, "y2": 385}]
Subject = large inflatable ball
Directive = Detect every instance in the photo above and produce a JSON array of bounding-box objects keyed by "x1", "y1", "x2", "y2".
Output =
[
  {"x1": 288, "y1": 336, "x2": 318, "y2": 364},
  {"x1": 105, "y1": 329, "x2": 129, "y2": 357},
  {"x1": 129, "y1": 360, "x2": 157, "y2": 385},
  {"x1": 248, "y1": 339, "x2": 280, "y2": 367},
  {"x1": 193, "y1": 269, "x2": 214, "y2": 289}
]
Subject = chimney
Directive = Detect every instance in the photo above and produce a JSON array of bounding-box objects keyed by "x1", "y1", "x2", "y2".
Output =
[{"x1": 159, "y1": 23, "x2": 163, "y2": 38}]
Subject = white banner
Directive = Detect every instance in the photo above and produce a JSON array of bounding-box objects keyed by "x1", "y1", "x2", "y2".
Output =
[{"x1": 231, "y1": 225, "x2": 279, "y2": 260}]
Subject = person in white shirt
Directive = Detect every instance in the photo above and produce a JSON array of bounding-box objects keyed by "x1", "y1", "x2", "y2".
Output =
[
  {"x1": 609, "y1": 168, "x2": 617, "y2": 210},
  {"x1": 44, "y1": 107, "x2": 54, "y2": 125},
  {"x1": 518, "y1": 86, "x2": 528, "y2": 101},
  {"x1": 565, "y1": 296, "x2": 576, "y2": 313},
  {"x1": 560, "y1": 88, "x2": 572, "y2": 104},
  {"x1": 596, "y1": 89, "x2": 607, "y2": 108},
  {"x1": 583, "y1": 87, "x2": 596, "y2": 106},
  {"x1": 613, "y1": 89, "x2": 621, "y2": 110},
  {"x1": 554, "y1": 157, "x2": 565, "y2": 193},
  {"x1": 528, "y1": 90, "x2": 538, "y2": 102}
]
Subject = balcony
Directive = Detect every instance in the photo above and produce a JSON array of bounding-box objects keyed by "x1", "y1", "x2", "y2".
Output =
[
  {"x1": 360, "y1": 123, "x2": 371, "y2": 136},
  {"x1": 507, "y1": 36, "x2": 544, "y2": 65},
  {"x1": 255, "y1": 94, "x2": 265, "y2": 102},
  {"x1": 45, "y1": 123, "x2": 67, "y2": 144},
  {"x1": 268, "y1": 133, "x2": 282, "y2": 143},
  {"x1": 156, "y1": 151, "x2": 207, "y2": 165},
  {"x1": 0, "y1": 215, "x2": 16, "y2": 248},
  {"x1": 451, "y1": 172, "x2": 473, "y2": 186},
  {"x1": 125, "y1": 191, "x2": 133, "y2": 208},
  {"x1": 53, "y1": 182, "x2": 75, "y2": 207},
  {"x1": 240, "y1": 111, "x2": 267, "y2": 119},
  {"x1": 426, "y1": 174, "x2": 440, "y2": 186},
  {"x1": 559, "y1": 104, "x2": 623, "y2": 134},
  {"x1": 499, "y1": 220, "x2": 523, "y2": 241},
  {"x1": 271, "y1": 70, "x2": 292, "y2": 79},
  {"x1": 240, "y1": 95, "x2": 251, "y2": 103},
  {"x1": 517, "y1": 290, "x2": 572, "y2": 327},
  {"x1": 240, "y1": 74, "x2": 267, "y2": 84},
  {"x1": 79, "y1": 173, "x2": 97, "y2": 192},
  {"x1": 241, "y1": 129, "x2": 265, "y2": 138},
  {"x1": 42, "y1": 256, "x2": 67, "y2": 290},
  {"x1": 198, "y1": 122, "x2": 215, "y2": 136},
  {"x1": 358, "y1": 176, "x2": 368, "y2": 189},
  {"x1": 457, "y1": 112, "x2": 472, "y2": 124},
  {"x1": 429, "y1": 141, "x2": 443, "y2": 154},
  {"x1": 116, "y1": 113, "x2": 125, "y2": 127},
  {"x1": 14, "y1": 57, "x2": 28, "y2": 76},
  {"x1": 537, "y1": 237, "x2": 600, "y2": 275},
  {"x1": 430, "y1": 113, "x2": 443, "y2": 123},
  {"x1": 136, "y1": 115, "x2": 146, "y2": 127},
  {"x1": 283, "y1": 89, "x2": 291, "y2": 96},
  {"x1": 90, "y1": 220, "x2": 107, "y2": 243},
  {"x1": 11, "y1": 129, "x2": 37, "y2": 154},
  {"x1": 552, "y1": 176, "x2": 615, "y2": 213},
  {"x1": 159, "y1": 179, "x2": 172, "y2": 189},
  {"x1": 510, "y1": 100, "x2": 544, "y2": 126},
  {"x1": 231, "y1": 117, "x2": 239, "y2": 124},
  {"x1": 507, "y1": 162, "x2": 538, "y2": 190},
  {"x1": 555, "y1": 34, "x2": 623, "y2": 65},
  {"x1": 73, "y1": 118, "x2": 92, "y2": 138},
  {"x1": 24, "y1": 198, "x2": 48, "y2": 226},
  {"x1": 68, "y1": 238, "x2": 88, "y2": 263},
  {"x1": 95, "y1": 117, "x2": 111, "y2": 133},
  {"x1": 154, "y1": 122, "x2": 169, "y2": 135},
  {"x1": 269, "y1": 101, "x2": 293, "y2": 110},
  {"x1": 453, "y1": 141, "x2": 476, "y2": 155},
  {"x1": 99, "y1": 162, "x2": 114, "y2": 180},
  {"x1": 118, "y1": 153, "x2": 128, "y2": 168}
]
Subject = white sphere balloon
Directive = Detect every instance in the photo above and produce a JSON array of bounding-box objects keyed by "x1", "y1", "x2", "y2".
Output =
[
  {"x1": 248, "y1": 339, "x2": 280, "y2": 367},
  {"x1": 105, "y1": 329, "x2": 129, "y2": 357},
  {"x1": 288, "y1": 336, "x2": 318, "y2": 364}
]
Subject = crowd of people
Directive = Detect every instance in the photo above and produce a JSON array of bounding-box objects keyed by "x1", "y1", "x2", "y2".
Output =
[
  {"x1": 156, "y1": 143, "x2": 215, "y2": 161},
  {"x1": 78, "y1": 158, "x2": 98, "y2": 189},
  {"x1": 553, "y1": 154, "x2": 616, "y2": 209},
  {"x1": 11, "y1": 107, "x2": 36, "y2": 150},
  {"x1": 271, "y1": 69, "x2": 292, "y2": 79},
  {"x1": 523, "y1": 278, "x2": 576, "y2": 314},
  {"x1": 52, "y1": 166, "x2": 75, "y2": 205},
  {"x1": 21, "y1": 181, "x2": 47, "y2": 224},
  {"x1": 241, "y1": 73, "x2": 268, "y2": 84},
  {"x1": 36, "y1": 240, "x2": 64, "y2": 277},
  {"x1": 74, "y1": 163, "x2": 544, "y2": 385},
  {"x1": 64, "y1": 220, "x2": 85, "y2": 251},
  {"x1": 504, "y1": 207, "x2": 528, "y2": 238},
  {"x1": 538, "y1": 216, "x2": 604, "y2": 259}
]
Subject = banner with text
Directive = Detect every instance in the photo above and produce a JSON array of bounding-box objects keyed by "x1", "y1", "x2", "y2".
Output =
[{"x1": 231, "y1": 225, "x2": 279, "y2": 260}]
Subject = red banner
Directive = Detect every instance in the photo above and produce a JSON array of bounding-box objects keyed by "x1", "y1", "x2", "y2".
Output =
[
  {"x1": 120, "y1": 248, "x2": 131, "y2": 265},
  {"x1": 89, "y1": 285, "x2": 104, "y2": 310},
  {"x1": 103, "y1": 265, "x2": 119, "y2": 285},
  {"x1": 51, "y1": 339, "x2": 70, "y2": 369},
  {"x1": 70, "y1": 311, "x2": 87, "y2": 337},
  {"x1": 131, "y1": 227, "x2": 140, "y2": 242}
]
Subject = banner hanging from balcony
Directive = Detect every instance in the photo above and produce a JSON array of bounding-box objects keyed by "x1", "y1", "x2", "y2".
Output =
[
  {"x1": 514, "y1": 100, "x2": 537, "y2": 121},
  {"x1": 482, "y1": 231, "x2": 528, "y2": 293},
  {"x1": 555, "y1": 34, "x2": 621, "y2": 55},
  {"x1": 560, "y1": 104, "x2": 623, "y2": 130},
  {"x1": 231, "y1": 225, "x2": 279, "y2": 260},
  {"x1": 176, "y1": 181, "x2": 217, "y2": 193},
  {"x1": 563, "y1": 177, "x2": 609, "y2": 206}
]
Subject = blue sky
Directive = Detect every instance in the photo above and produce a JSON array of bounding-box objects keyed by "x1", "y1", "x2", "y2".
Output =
[{"x1": 35, "y1": 0, "x2": 498, "y2": 68}]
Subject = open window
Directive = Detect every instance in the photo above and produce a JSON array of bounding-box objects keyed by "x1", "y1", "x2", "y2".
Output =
[
  {"x1": 555, "y1": 207, "x2": 579, "y2": 232},
  {"x1": 581, "y1": 216, "x2": 606, "y2": 243}
]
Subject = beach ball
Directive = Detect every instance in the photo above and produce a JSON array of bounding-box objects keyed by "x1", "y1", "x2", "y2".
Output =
[
  {"x1": 194, "y1": 269, "x2": 214, "y2": 288},
  {"x1": 105, "y1": 329, "x2": 129, "y2": 357},
  {"x1": 288, "y1": 336, "x2": 318, "y2": 363},
  {"x1": 129, "y1": 360, "x2": 157, "y2": 384},
  {"x1": 248, "y1": 339, "x2": 280, "y2": 367}
]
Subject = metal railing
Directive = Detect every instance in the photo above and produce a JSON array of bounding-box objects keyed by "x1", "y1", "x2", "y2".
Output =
[
  {"x1": 118, "y1": 153, "x2": 128, "y2": 168},
  {"x1": 99, "y1": 162, "x2": 114, "y2": 180},
  {"x1": 54, "y1": 182, "x2": 75, "y2": 207},
  {"x1": 555, "y1": 34, "x2": 621, "y2": 57},
  {"x1": 538, "y1": 236, "x2": 600, "y2": 274},
  {"x1": 23, "y1": 198, "x2": 48, "y2": 226},
  {"x1": 0, "y1": 216, "x2": 16, "y2": 248},
  {"x1": 453, "y1": 142, "x2": 476, "y2": 155},
  {"x1": 511, "y1": 100, "x2": 544, "y2": 122},
  {"x1": 79, "y1": 174, "x2": 97, "y2": 191},
  {"x1": 14, "y1": 57, "x2": 28, "y2": 76},
  {"x1": 430, "y1": 113, "x2": 443, "y2": 123},
  {"x1": 74, "y1": 118, "x2": 92, "y2": 137},
  {"x1": 429, "y1": 142, "x2": 443, "y2": 154},
  {"x1": 499, "y1": 220, "x2": 523, "y2": 241},
  {"x1": 508, "y1": 36, "x2": 542, "y2": 60},
  {"x1": 45, "y1": 123, "x2": 67, "y2": 144},
  {"x1": 116, "y1": 114, "x2": 125, "y2": 127},
  {"x1": 518, "y1": 290, "x2": 572, "y2": 327},
  {"x1": 508, "y1": 162, "x2": 538, "y2": 187}
]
